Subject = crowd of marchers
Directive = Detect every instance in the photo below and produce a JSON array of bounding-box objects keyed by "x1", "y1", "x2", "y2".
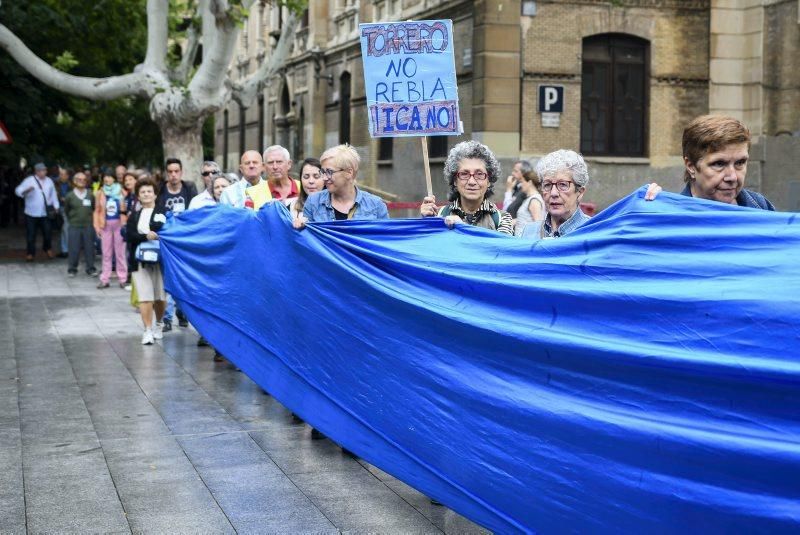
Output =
[{"x1": 14, "y1": 114, "x2": 774, "y2": 350}]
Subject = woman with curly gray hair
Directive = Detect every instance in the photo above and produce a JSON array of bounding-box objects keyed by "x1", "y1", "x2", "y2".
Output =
[{"x1": 419, "y1": 140, "x2": 513, "y2": 235}]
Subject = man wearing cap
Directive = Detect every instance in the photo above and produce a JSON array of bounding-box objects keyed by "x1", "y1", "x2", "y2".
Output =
[{"x1": 15, "y1": 163, "x2": 60, "y2": 261}]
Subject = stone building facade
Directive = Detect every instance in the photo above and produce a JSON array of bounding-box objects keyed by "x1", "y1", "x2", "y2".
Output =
[{"x1": 215, "y1": 0, "x2": 800, "y2": 210}]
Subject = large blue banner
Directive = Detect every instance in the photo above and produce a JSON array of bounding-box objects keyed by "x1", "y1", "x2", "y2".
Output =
[
  {"x1": 360, "y1": 20, "x2": 461, "y2": 137},
  {"x1": 160, "y1": 188, "x2": 800, "y2": 533}
]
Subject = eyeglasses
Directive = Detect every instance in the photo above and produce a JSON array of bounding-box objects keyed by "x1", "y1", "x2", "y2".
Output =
[
  {"x1": 456, "y1": 170, "x2": 488, "y2": 182},
  {"x1": 201, "y1": 170, "x2": 220, "y2": 177},
  {"x1": 321, "y1": 168, "x2": 346, "y2": 178},
  {"x1": 541, "y1": 180, "x2": 575, "y2": 193}
]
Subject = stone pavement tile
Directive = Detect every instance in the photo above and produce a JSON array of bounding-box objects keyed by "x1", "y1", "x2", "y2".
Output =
[
  {"x1": 356, "y1": 460, "x2": 489, "y2": 533},
  {"x1": 382, "y1": 478, "x2": 490, "y2": 535},
  {"x1": 0, "y1": 384, "x2": 20, "y2": 431},
  {"x1": 101, "y1": 434, "x2": 234, "y2": 532},
  {"x1": 0, "y1": 429, "x2": 24, "y2": 533},
  {"x1": 249, "y1": 426, "x2": 365, "y2": 476},
  {"x1": 59, "y1": 337, "x2": 172, "y2": 440},
  {"x1": 23, "y1": 437, "x2": 128, "y2": 533},
  {"x1": 291, "y1": 468, "x2": 441, "y2": 533},
  {"x1": 105, "y1": 339, "x2": 244, "y2": 437},
  {"x1": 191, "y1": 371, "x2": 303, "y2": 431},
  {"x1": 179, "y1": 433, "x2": 337, "y2": 531},
  {"x1": 17, "y1": 384, "x2": 96, "y2": 446},
  {"x1": 358, "y1": 459, "x2": 398, "y2": 482}
]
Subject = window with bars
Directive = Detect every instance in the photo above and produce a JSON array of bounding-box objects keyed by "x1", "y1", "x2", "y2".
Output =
[{"x1": 580, "y1": 34, "x2": 649, "y2": 157}]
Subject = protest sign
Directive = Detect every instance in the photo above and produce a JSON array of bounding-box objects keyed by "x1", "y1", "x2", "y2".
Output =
[
  {"x1": 359, "y1": 20, "x2": 461, "y2": 195},
  {"x1": 360, "y1": 20, "x2": 461, "y2": 138}
]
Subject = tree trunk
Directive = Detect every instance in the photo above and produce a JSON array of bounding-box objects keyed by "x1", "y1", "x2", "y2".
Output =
[{"x1": 157, "y1": 121, "x2": 206, "y2": 192}]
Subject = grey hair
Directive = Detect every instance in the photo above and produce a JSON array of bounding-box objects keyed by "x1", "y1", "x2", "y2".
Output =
[
  {"x1": 443, "y1": 140, "x2": 502, "y2": 202},
  {"x1": 202, "y1": 160, "x2": 221, "y2": 172},
  {"x1": 263, "y1": 145, "x2": 291, "y2": 161},
  {"x1": 516, "y1": 159, "x2": 533, "y2": 174},
  {"x1": 535, "y1": 149, "x2": 590, "y2": 187},
  {"x1": 225, "y1": 172, "x2": 241, "y2": 184}
]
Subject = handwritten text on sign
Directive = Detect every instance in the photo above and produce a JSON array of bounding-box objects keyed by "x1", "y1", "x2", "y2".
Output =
[{"x1": 360, "y1": 20, "x2": 461, "y2": 137}]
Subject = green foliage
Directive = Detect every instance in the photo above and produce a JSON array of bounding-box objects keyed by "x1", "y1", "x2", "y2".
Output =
[
  {"x1": 52, "y1": 51, "x2": 79, "y2": 72},
  {"x1": 280, "y1": 0, "x2": 309, "y2": 15},
  {"x1": 227, "y1": 1, "x2": 250, "y2": 28},
  {"x1": 0, "y1": 0, "x2": 164, "y2": 169}
]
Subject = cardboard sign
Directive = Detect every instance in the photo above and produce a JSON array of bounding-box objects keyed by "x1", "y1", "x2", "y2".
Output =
[{"x1": 360, "y1": 20, "x2": 462, "y2": 138}]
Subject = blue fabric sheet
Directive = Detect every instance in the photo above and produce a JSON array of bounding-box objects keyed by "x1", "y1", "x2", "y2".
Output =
[{"x1": 159, "y1": 188, "x2": 800, "y2": 533}]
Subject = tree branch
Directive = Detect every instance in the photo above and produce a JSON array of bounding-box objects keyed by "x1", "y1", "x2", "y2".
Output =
[
  {"x1": 174, "y1": 23, "x2": 200, "y2": 83},
  {"x1": 232, "y1": 10, "x2": 299, "y2": 107},
  {"x1": 144, "y1": 0, "x2": 169, "y2": 71},
  {"x1": 0, "y1": 24, "x2": 153, "y2": 100},
  {"x1": 189, "y1": 0, "x2": 241, "y2": 104}
]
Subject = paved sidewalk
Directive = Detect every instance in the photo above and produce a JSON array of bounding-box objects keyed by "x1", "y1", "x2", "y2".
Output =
[{"x1": 0, "y1": 253, "x2": 487, "y2": 533}]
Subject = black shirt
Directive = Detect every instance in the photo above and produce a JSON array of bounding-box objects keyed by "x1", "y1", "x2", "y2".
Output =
[
  {"x1": 333, "y1": 208, "x2": 349, "y2": 221},
  {"x1": 156, "y1": 181, "x2": 197, "y2": 214}
]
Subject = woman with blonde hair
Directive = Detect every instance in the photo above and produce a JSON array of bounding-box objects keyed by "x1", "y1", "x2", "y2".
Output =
[{"x1": 293, "y1": 145, "x2": 388, "y2": 227}]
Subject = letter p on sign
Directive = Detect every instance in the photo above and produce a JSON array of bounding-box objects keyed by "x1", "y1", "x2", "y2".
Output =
[{"x1": 538, "y1": 85, "x2": 564, "y2": 113}]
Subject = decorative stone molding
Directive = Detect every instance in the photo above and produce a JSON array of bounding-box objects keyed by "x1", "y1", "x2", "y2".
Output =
[
  {"x1": 523, "y1": 72, "x2": 579, "y2": 80},
  {"x1": 653, "y1": 76, "x2": 709, "y2": 85},
  {"x1": 544, "y1": 0, "x2": 708, "y2": 9}
]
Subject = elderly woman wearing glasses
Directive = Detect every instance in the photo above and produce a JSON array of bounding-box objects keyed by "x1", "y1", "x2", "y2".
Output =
[
  {"x1": 518, "y1": 149, "x2": 591, "y2": 240},
  {"x1": 293, "y1": 144, "x2": 388, "y2": 228},
  {"x1": 419, "y1": 140, "x2": 513, "y2": 234}
]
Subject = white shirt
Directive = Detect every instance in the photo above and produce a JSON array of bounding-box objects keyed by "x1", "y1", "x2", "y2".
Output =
[
  {"x1": 137, "y1": 207, "x2": 154, "y2": 235},
  {"x1": 188, "y1": 189, "x2": 215, "y2": 210},
  {"x1": 219, "y1": 177, "x2": 262, "y2": 208},
  {"x1": 15, "y1": 175, "x2": 60, "y2": 217}
]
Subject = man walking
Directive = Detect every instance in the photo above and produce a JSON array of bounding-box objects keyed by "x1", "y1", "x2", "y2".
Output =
[
  {"x1": 156, "y1": 158, "x2": 196, "y2": 331},
  {"x1": 15, "y1": 162, "x2": 59, "y2": 261}
]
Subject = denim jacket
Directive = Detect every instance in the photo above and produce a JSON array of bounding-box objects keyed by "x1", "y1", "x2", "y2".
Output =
[
  {"x1": 519, "y1": 208, "x2": 591, "y2": 241},
  {"x1": 303, "y1": 187, "x2": 389, "y2": 222}
]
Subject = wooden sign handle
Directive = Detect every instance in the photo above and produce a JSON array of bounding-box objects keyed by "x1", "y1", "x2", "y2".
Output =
[{"x1": 421, "y1": 136, "x2": 433, "y2": 198}]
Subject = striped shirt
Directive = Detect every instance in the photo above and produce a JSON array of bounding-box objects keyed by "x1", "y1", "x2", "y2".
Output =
[{"x1": 438, "y1": 198, "x2": 514, "y2": 235}]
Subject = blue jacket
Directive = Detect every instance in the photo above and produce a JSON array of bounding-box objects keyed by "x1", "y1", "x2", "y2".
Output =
[{"x1": 303, "y1": 187, "x2": 389, "y2": 222}]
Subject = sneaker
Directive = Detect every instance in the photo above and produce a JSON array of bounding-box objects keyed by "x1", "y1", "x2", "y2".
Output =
[
  {"x1": 178, "y1": 318, "x2": 189, "y2": 328},
  {"x1": 119, "y1": 282, "x2": 126, "y2": 289},
  {"x1": 124, "y1": 284, "x2": 132, "y2": 291},
  {"x1": 141, "y1": 329, "x2": 154, "y2": 345},
  {"x1": 213, "y1": 351, "x2": 225, "y2": 362},
  {"x1": 86, "y1": 269, "x2": 98, "y2": 277},
  {"x1": 197, "y1": 336, "x2": 209, "y2": 347},
  {"x1": 152, "y1": 322, "x2": 163, "y2": 340},
  {"x1": 67, "y1": 271, "x2": 77, "y2": 278},
  {"x1": 162, "y1": 319, "x2": 172, "y2": 332},
  {"x1": 97, "y1": 281, "x2": 110, "y2": 289}
]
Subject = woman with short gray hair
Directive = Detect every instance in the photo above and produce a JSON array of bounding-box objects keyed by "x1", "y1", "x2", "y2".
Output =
[
  {"x1": 519, "y1": 149, "x2": 591, "y2": 240},
  {"x1": 419, "y1": 140, "x2": 513, "y2": 235}
]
